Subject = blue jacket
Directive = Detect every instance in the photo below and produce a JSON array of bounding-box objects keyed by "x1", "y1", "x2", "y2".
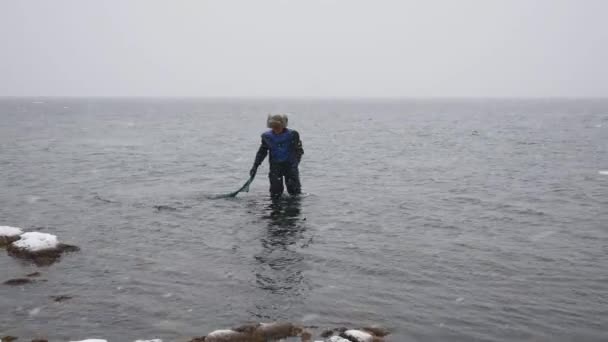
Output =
[{"x1": 254, "y1": 128, "x2": 304, "y2": 166}]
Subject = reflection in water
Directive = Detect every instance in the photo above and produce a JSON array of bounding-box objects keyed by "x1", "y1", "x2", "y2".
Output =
[
  {"x1": 256, "y1": 196, "x2": 306, "y2": 293},
  {"x1": 250, "y1": 196, "x2": 309, "y2": 318}
]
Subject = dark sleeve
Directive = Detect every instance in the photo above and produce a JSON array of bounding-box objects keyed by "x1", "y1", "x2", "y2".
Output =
[
  {"x1": 293, "y1": 130, "x2": 304, "y2": 162},
  {"x1": 253, "y1": 136, "x2": 269, "y2": 167}
]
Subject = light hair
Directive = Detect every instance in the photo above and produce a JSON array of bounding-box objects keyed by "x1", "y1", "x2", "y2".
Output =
[{"x1": 267, "y1": 114, "x2": 289, "y2": 128}]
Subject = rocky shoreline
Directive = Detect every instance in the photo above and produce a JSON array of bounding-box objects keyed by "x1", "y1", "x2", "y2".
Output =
[{"x1": 1, "y1": 324, "x2": 390, "y2": 342}]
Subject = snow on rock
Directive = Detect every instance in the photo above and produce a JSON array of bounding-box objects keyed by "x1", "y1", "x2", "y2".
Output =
[
  {"x1": 0, "y1": 226, "x2": 24, "y2": 246},
  {"x1": 201, "y1": 329, "x2": 249, "y2": 342},
  {"x1": 12, "y1": 232, "x2": 58, "y2": 251},
  {"x1": 193, "y1": 323, "x2": 310, "y2": 342},
  {"x1": 134, "y1": 340, "x2": 162, "y2": 342},
  {"x1": 256, "y1": 322, "x2": 306, "y2": 339},
  {"x1": 328, "y1": 336, "x2": 351, "y2": 342},
  {"x1": 191, "y1": 323, "x2": 388, "y2": 342},
  {"x1": 341, "y1": 330, "x2": 374, "y2": 342},
  {"x1": 0, "y1": 226, "x2": 23, "y2": 236},
  {"x1": 6, "y1": 232, "x2": 79, "y2": 266}
]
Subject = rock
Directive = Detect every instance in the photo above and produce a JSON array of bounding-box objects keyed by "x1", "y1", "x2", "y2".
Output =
[
  {"x1": 0, "y1": 226, "x2": 23, "y2": 246},
  {"x1": 193, "y1": 323, "x2": 387, "y2": 342},
  {"x1": 328, "y1": 337, "x2": 351, "y2": 342},
  {"x1": 51, "y1": 295, "x2": 73, "y2": 302},
  {"x1": 31, "y1": 339, "x2": 48, "y2": 342},
  {"x1": 1, "y1": 336, "x2": 18, "y2": 342},
  {"x1": 69, "y1": 340, "x2": 107, "y2": 342},
  {"x1": 7, "y1": 232, "x2": 79, "y2": 266},
  {"x1": 340, "y1": 329, "x2": 385, "y2": 342},
  {"x1": 3, "y1": 278, "x2": 34, "y2": 286},
  {"x1": 252, "y1": 322, "x2": 305, "y2": 340},
  {"x1": 199, "y1": 329, "x2": 250, "y2": 342},
  {"x1": 11, "y1": 232, "x2": 57, "y2": 251},
  {"x1": 320, "y1": 329, "x2": 335, "y2": 338},
  {"x1": 361, "y1": 327, "x2": 389, "y2": 337},
  {"x1": 26, "y1": 272, "x2": 41, "y2": 277},
  {"x1": 154, "y1": 205, "x2": 177, "y2": 212},
  {"x1": 197, "y1": 322, "x2": 311, "y2": 342}
]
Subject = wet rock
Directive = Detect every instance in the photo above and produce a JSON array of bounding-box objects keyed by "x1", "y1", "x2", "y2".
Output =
[
  {"x1": 328, "y1": 336, "x2": 351, "y2": 342},
  {"x1": 7, "y1": 232, "x2": 79, "y2": 266},
  {"x1": 196, "y1": 322, "x2": 311, "y2": 342},
  {"x1": 51, "y1": 295, "x2": 73, "y2": 302},
  {"x1": 339, "y1": 329, "x2": 385, "y2": 342},
  {"x1": 3, "y1": 278, "x2": 33, "y2": 286},
  {"x1": 321, "y1": 329, "x2": 335, "y2": 338},
  {"x1": 154, "y1": 205, "x2": 177, "y2": 212},
  {"x1": 0, "y1": 235, "x2": 21, "y2": 246},
  {"x1": 0, "y1": 226, "x2": 23, "y2": 246},
  {"x1": 252, "y1": 322, "x2": 307, "y2": 340},
  {"x1": 193, "y1": 323, "x2": 387, "y2": 342},
  {"x1": 361, "y1": 327, "x2": 389, "y2": 337},
  {"x1": 196, "y1": 329, "x2": 250, "y2": 342},
  {"x1": 1, "y1": 336, "x2": 18, "y2": 342}
]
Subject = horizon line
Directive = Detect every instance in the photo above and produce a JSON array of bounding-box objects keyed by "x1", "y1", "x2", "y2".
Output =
[{"x1": 1, "y1": 95, "x2": 607, "y2": 100}]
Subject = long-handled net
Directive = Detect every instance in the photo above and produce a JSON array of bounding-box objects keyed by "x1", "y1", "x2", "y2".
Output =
[{"x1": 212, "y1": 175, "x2": 256, "y2": 199}]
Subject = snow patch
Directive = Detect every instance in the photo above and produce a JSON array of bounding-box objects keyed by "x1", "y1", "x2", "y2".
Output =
[
  {"x1": 329, "y1": 336, "x2": 351, "y2": 342},
  {"x1": 12, "y1": 232, "x2": 58, "y2": 251},
  {"x1": 343, "y1": 330, "x2": 374, "y2": 342},
  {"x1": 134, "y1": 340, "x2": 162, "y2": 342},
  {"x1": 0, "y1": 226, "x2": 23, "y2": 237},
  {"x1": 599, "y1": 170, "x2": 608, "y2": 175},
  {"x1": 207, "y1": 329, "x2": 238, "y2": 337}
]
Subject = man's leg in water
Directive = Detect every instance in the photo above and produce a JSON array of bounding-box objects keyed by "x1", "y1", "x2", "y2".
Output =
[
  {"x1": 268, "y1": 163, "x2": 284, "y2": 198},
  {"x1": 285, "y1": 163, "x2": 302, "y2": 195}
]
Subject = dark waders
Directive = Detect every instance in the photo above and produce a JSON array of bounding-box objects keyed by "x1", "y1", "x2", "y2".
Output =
[{"x1": 269, "y1": 162, "x2": 301, "y2": 198}]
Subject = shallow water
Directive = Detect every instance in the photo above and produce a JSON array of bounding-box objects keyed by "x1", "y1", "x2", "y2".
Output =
[{"x1": 1, "y1": 98, "x2": 607, "y2": 341}]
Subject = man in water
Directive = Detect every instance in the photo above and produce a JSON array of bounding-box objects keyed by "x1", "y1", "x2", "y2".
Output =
[{"x1": 250, "y1": 114, "x2": 304, "y2": 198}]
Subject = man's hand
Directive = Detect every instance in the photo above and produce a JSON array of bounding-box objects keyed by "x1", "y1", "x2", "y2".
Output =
[{"x1": 249, "y1": 166, "x2": 258, "y2": 177}]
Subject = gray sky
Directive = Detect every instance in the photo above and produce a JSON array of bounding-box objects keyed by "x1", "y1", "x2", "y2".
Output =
[{"x1": 1, "y1": 0, "x2": 607, "y2": 97}]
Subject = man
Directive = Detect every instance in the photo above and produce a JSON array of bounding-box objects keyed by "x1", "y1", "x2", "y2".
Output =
[{"x1": 250, "y1": 114, "x2": 304, "y2": 198}]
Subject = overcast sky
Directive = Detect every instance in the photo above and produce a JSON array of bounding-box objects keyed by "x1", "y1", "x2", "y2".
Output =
[{"x1": 1, "y1": 0, "x2": 607, "y2": 97}]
